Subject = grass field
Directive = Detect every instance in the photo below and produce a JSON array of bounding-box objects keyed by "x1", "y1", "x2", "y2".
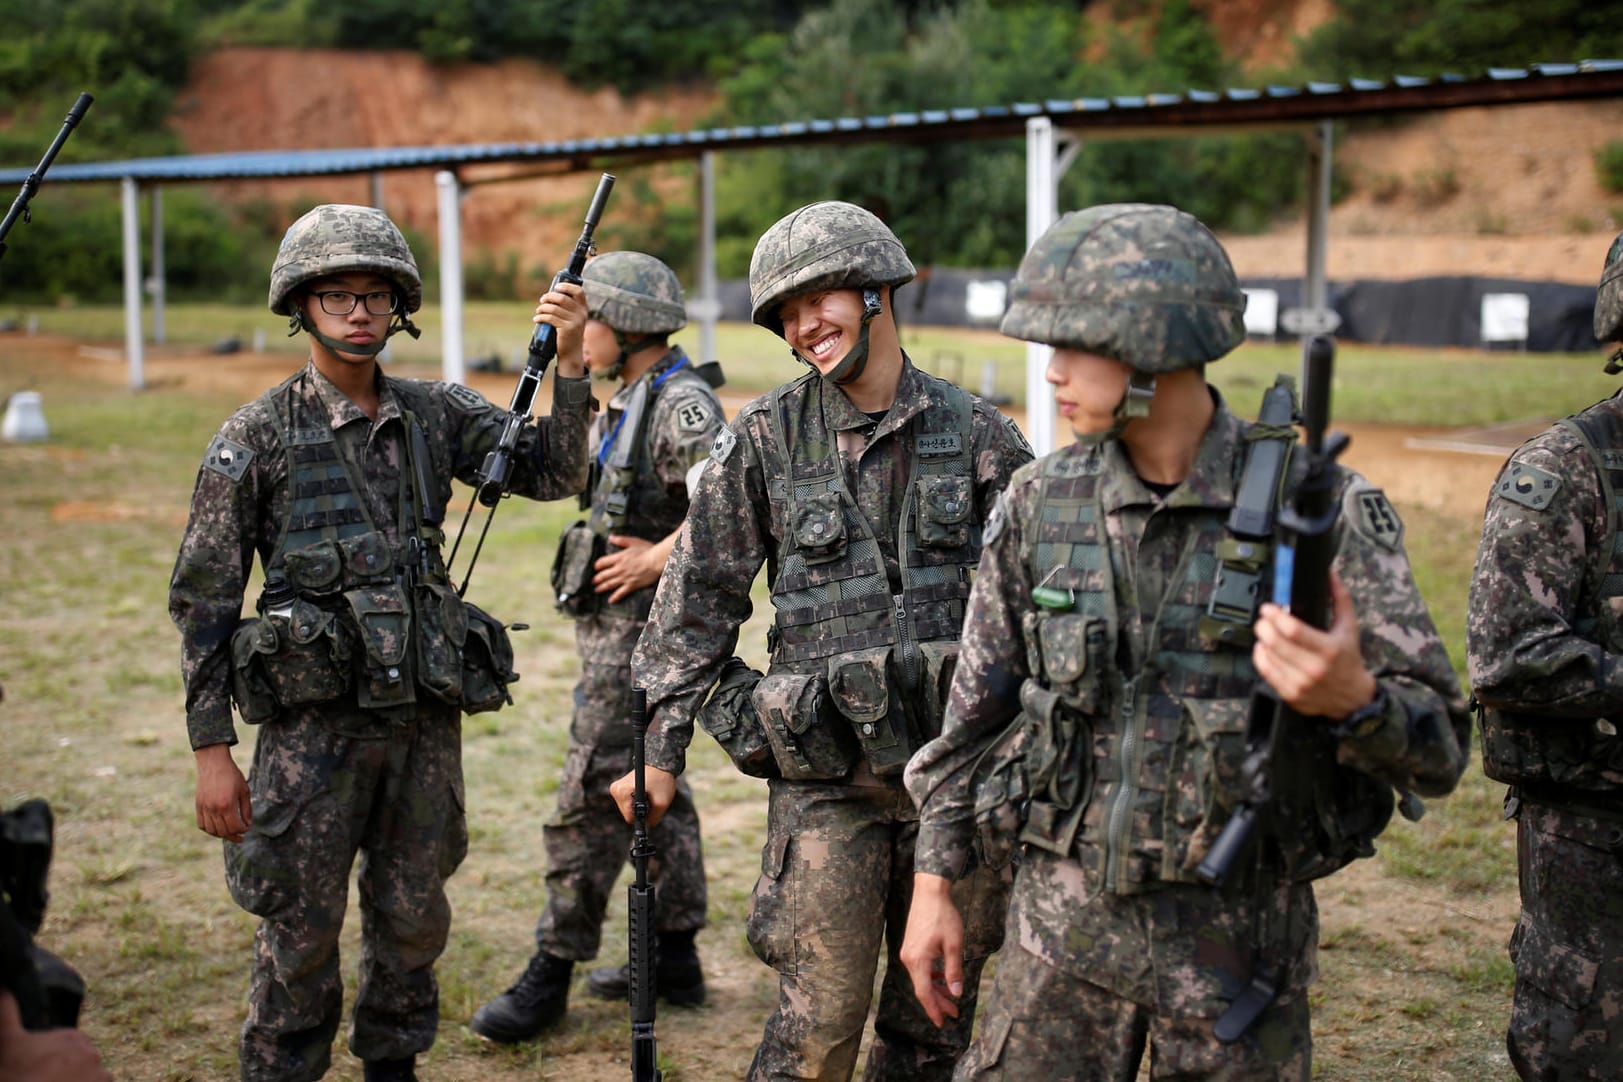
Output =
[{"x1": 4, "y1": 307, "x2": 1617, "y2": 1080}]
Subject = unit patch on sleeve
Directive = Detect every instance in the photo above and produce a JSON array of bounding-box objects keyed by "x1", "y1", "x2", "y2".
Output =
[
  {"x1": 1493, "y1": 462, "x2": 1561, "y2": 511},
  {"x1": 443, "y1": 381, "x2": 490, "y2": 414},
  {"x1": 676, "y1": 400, "x2": 714, "y2": 433},
  {"x1": 710, "y1": 426, "x2": 737, "y2": 466},
  {"x1": 1350, "y1": 485, "x2": 1404, "y2": 551},
  {"x1": 983, "y1": 492, "x2": 1009, "y2": 547},
  {"x1": 203, "y1": 434, "x2": 254, "y2": 483}
]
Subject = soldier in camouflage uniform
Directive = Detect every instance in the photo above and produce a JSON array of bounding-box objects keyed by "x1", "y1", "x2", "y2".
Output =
[
  {"x1": 1468, "y1": 230, "x2": 1623, "y2": 1081},
  {"x1": 472, "y1": 252, "x2": 716, "y2": 1042},
  {"x1": 901, "y1": 204, "x2": 1469, "y2": 1080},
  {"x1": 607, "y1": 201, "x2": 1033, "y2": 1081},
  {"x1": 169, "y1": 204, "x2": 591, "y2": 1082}
]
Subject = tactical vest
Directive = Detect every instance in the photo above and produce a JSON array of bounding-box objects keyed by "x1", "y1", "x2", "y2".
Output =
[
  {"x1": 244, "y1": 374, "x2": 463, "y2": 718},
  {"x1": 766, "y1": 373, "x2": 978, "y2": 669},
  {"x1": 756, "y1": 371, "x2": 980, "y2": 775},
  {"x1": 588, "y1": 350, "x2": 711, "y2": 548},
  {"x1": 1480, "y1": 401, "x2": 1623, "y2": 796},
  {"x1": 1016, "y1": 441, "x2": 1260, "y2": 894}
]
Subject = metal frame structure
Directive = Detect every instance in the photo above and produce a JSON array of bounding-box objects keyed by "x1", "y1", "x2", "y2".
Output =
[{"x1": 5, "y1": 60, "x2": 1622, "y2": 452}]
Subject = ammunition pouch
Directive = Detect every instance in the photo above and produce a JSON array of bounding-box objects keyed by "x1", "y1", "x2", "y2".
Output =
[
  {"x1": 751, "y1": 670, "x2": 857, "y2": 781},
  {"x1": 914, "y1": 474, "x2": 974, "y2": 549},
  {"x1": 1016, "y1": 681, "x2": 1093, "y2": 858},
  {"x1": 414, "y1": 582, "x2": 468, "y2": 706},
  {"x1": 228, "y1": 599, "x2": 352, "y2": 724},
  {"x1": 969, "y1": 707, "x2": 1040, "y2": 872},
  {"x1": 551, "y1": 520, "x2": 605, "y2": 618},
  {"x1": 343, "y1": 583, "x2": 415, "y2": 710},
  {"x1": 1480, "y1": 704, "x2": 1623, "y2": 791},
  {"x1": 827, "y1": 647, "x2": 914, "y2": 776},
  {"x1": 460, "y1": 601, "x2": 517, "y2": 713},
  {"x1": 698, "y1": 656, "x2": 777, "y2": 778}
]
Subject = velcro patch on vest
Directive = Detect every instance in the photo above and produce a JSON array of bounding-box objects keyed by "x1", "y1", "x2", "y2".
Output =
[
  {"x1": 916, "y1": 432, "x2": 962, "y2": 456},
  {"x1": 1350, "y1": 485, "x2": 1404, "y2": 550},
  {"x1": 1494, "y1": 462, "x2": 1561, "y2": 511},
  {"x1": 444, "y1": 382, "x2": 489, "y2": 414},
  {"x1": 203, "y1": 434, "x2": 254, "y2": 482},
  {"x1": 676, "y1": 400, "x2": 714, "y2": 433},
  {"x1": 710, "y1": 426, "x2": 737, "y2": 465}
]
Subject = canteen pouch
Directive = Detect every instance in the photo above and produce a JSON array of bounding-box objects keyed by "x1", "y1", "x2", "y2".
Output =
[
  {"x1": 751, "y1": 671, "x2": 855, "y2": 781},
  {"x1": 551, "y1": 520, "x2": 605, "y2": 618},
  {"x1": 461, "y1": 601, "x2": 518, "y2": 714},
  {"x1": 827, "y1": 647, "x2": 913, "y2": 776},
  {"x1": 342, "y1": 583, "x2": 415, "y2": 709},
  {"x1": 414, "y1": 582, "x2": 468, "y2": 705},
  {"x1": 230, "y1": 598, "x2": 352, "y2": 723},
  {"x1": 914, "y1": 474, "x2": 974, "y2": 549},
  {"x1": 698, "y1": 657, "x2": 777, "y2": 778}
]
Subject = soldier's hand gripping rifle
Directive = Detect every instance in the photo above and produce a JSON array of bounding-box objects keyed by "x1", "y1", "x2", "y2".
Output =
[
  {"x1": 446, "y1": 172, "x2": 615, "y2": 595},
  {"x1": 628, "y1": 687, "x2": 663, "y2": 1082},
  {"x1": 0, "y1": 93, "x2": 93, "y2": 266}
]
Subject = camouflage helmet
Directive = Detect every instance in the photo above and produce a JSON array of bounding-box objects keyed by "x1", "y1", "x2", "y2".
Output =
[
  {"x1": 1595, "y1": 229, "x2": 1623, "y2": 344},
  {"x1": 582, "y1": 251, "x2": 687, "y2": 335},
  {"x1": 749, "y1": 201, "x2": 915, "y2": 334},
  {"x1": 1000, "y1": 203, "x2": 1246, "y2": 373},
  {"x1": 268, "y1": 204, "x2": 422, "y2": 316}
]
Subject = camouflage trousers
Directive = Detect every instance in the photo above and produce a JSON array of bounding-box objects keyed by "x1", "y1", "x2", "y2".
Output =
[
  {"x1": 534, "y1": 612, "x2": 707, "y2": 959},
  {"x1": 1507, "y1": 799, "x2": 1623, "y2": 1081},
  {"x1": 746, "y1": 770, "x2": 1008, "y2": 1082},
  {"x1": 953, "y1": 848, "x2": 1313, "y2": 1081},
  {"x1": 224, "y1": 706, "x2": 467, "y2": 1082}
]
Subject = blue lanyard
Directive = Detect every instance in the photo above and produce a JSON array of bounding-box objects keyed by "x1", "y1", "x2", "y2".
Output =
[{"x1": 597, "y1": 355, "x2": 688, "y2": 468}]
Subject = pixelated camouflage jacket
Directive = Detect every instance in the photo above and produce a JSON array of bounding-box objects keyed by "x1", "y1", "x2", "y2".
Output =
[
  {"x1": 589, "y1": 351, "x2": 724, "y2": 535},
  {"x1": 631, "y1": 357, "x2": 1033, "y2": 777},
  {"x1": 907, "y1": 393, "x2": 1470, "y2": 885},
  {"x1": 170, "y1": 361, "x2": 591, "y2": 749},
  {"x1": 1469, "y1": 392, "x2": 1623, "y2": 789}
]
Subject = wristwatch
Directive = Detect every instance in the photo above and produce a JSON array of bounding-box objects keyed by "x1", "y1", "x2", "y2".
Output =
[{"x1": 1331, "y1": 688, "x2": 1389, "y2": 740}]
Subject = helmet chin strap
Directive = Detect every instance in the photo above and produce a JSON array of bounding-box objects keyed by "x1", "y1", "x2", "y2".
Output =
[
  {"x1": 1075, "y1": 370, "x2": 1157, "y2": 446},
  {"x1": 596, "y1": 330, "x2": 662, "y2": 382},
  {"x1": 291, "y1": 310, "x2": 421, "y2": 359},
  {"x1": 792, "y1": 288, "x2": 883, "y2": 385}
]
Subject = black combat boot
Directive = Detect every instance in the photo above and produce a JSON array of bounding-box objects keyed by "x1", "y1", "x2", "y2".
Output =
[
  {"x1": 362, "y1": 1057, "x2": 417, "y2": 1082},
  {"x1": 585, "y1": 930, "x2": 706, "y2": 1007},
  {"x1": 470, "y1": 950, "x2": 574, "y2": 1043}
]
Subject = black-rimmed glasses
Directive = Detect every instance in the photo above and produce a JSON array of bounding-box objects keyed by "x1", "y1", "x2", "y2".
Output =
[{"x1": 312, "y1": 290, "x2": 399, "y2": 317}]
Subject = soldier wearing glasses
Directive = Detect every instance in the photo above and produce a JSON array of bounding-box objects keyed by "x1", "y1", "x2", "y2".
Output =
[{"x1": 169, "y1": 204, "x2": 591, "y2": 1082}]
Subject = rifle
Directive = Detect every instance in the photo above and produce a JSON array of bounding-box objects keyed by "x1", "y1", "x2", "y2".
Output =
[
  {"x1": 628, "y1": 687, "x2": 662, "y2": 1082},
  {"x1": 446, "y1": 171, "x2": 615, "y2": 595},
  {"x1": 0, "y1": 93, "x2": 93, "y2": 265}
]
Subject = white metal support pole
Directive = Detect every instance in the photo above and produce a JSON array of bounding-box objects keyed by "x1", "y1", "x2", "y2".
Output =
[
  {"x1": 149, "y1": 187, "x2": 165, "y2": 345},
  {"x1": 121, "y1": 176, "x2": 144, "y2": 390},
  {"x1": 1024, "y1": 117, "x2": 1063, "y2": 455},
  {"x1": 1304, "y1": 120, "x2": 1333, "y2": 336},
  {"x1": 697, "y1": 151, "x2": 718, "y2": 365},
  {"x1": 435, "y1": 170, "x2": 465, "y2": 384}
]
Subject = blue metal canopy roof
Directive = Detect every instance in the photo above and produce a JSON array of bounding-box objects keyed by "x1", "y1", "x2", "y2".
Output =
[{"x1": 3, "y1": 59, "x2": 1620, "y2": 185}]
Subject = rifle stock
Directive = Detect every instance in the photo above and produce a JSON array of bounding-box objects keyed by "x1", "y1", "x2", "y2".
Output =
[{"x1": 629, "y1": 687, "x2": 662, "y2": 1082}]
